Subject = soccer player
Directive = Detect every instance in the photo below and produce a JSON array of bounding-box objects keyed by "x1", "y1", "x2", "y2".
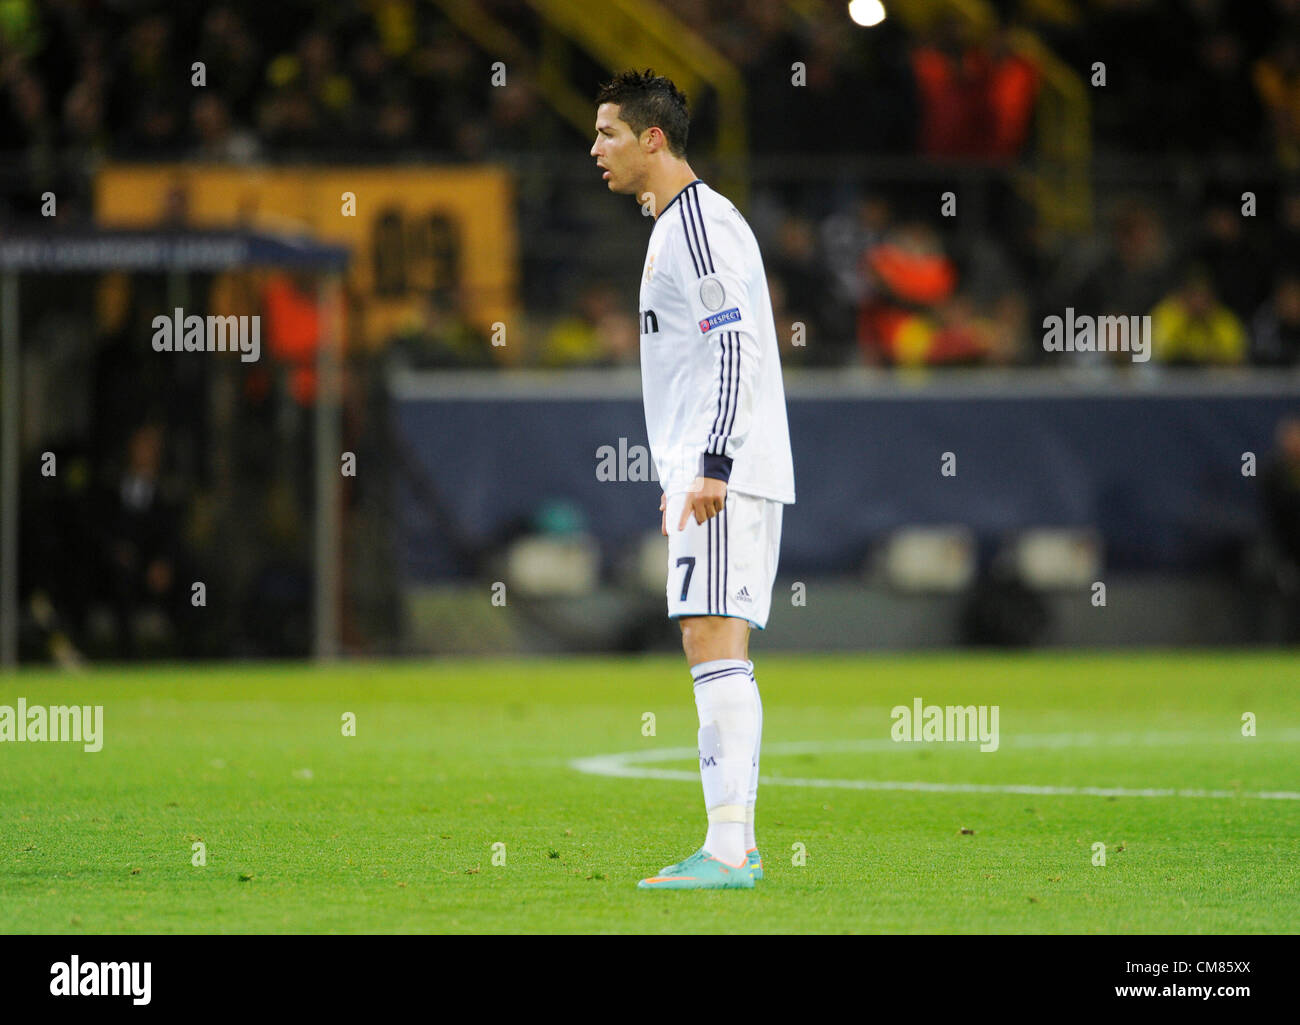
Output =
[{"x1": 591, "y1": 70, "x2": 796, "y2": 890}]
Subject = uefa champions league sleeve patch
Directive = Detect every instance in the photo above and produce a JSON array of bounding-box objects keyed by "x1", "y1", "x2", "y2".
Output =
[
  {"x1": 698, "y1": 307, "x2": 742, "y2": 333},
  {"x1": 698, "y1": 277, "x2": 726, "y2": 312}
]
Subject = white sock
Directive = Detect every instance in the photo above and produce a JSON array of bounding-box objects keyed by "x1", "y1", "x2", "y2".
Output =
[
  {"x1": 704, "y1": 820, "x2": 745, "y2": 866},
  {"x1": 745, "y1": 660, "x2": 762, "y2": 852},
  {"x1": 691, "y1": 658, "x2": 758, "y2": 867}
]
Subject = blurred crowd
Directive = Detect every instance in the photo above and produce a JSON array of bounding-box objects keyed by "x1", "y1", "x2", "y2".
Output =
[
  {"x1": 527, "y1": 177, "x2": 1300, "y2": 371},
  {"x1": 8, "y1": 0, "x2": 1300, "y2": 659},
  {"x1": 3, "y1": 0, "x2": 1300, "y2": 370},
  {"x1": 4, "y1": 0, "x2": 1286, "y2": 163}
]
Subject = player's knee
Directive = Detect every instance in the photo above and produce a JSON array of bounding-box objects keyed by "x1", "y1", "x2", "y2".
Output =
[
  {"x1": 679, "y1": 616, "x2": 744, "y2": 664},
  {"x1": 679, "y1": 617, "x2": 712, "y2": 662}
]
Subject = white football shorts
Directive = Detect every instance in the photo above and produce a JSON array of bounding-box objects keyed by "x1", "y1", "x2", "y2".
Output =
[{"x1": 663, "y1": 488, "x2": 783, "y2": 630}]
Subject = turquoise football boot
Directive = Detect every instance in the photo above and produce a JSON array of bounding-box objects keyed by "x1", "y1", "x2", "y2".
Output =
[
  {"x1": 638, "y1": 849, "x2": 755, "y2": 889},
  {"x1": 657, "y1": 847, "x2": 705, "y2": 876},
  {"x1": 656, "y1": 847, "x2": 763, "y2": 881}
]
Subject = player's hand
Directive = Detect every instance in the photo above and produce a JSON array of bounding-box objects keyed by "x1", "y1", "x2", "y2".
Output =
[
  {"x1": 678, "y1": 477, "x2": 727, "y2": 530},
  {"x1": 660, "y1": 492, "x2": 667, "y2": 537}
]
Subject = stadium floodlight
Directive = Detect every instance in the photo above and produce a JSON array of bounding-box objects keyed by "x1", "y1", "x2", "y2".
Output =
[{"x1": 848, "y1": 0, "x2": 887, "y2": 28}]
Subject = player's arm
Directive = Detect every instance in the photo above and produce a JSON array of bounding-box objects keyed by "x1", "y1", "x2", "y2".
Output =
[{"x1": 677, "y1": 214, "x2": 761, "y2": 529}]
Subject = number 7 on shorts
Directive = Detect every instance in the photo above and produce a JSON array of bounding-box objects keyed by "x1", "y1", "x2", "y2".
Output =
[{"x1": 675, "y1": 556, "x2": 695, "y2": 602}]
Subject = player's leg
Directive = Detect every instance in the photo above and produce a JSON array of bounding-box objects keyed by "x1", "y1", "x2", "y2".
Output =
[
  {"x1": 655, "y1": 616, "x2": 759, "y2": 874},
  {"x1": 746, "y1": 653, "x2": 763, "y2": 879},
  {"x1": 640, "y1": 490, "x2": 766, "y2": 890},
  {"x1": 678, "y1": 610, "x2": 749, "y2": 663},
  {"x1": 744, "y1": 500, "x2": 782, "y2": 880},
  {"x1": 682, "y1": 616, "x2": 763, "y2": 879},
  {"x1": 679, "y1": 498, "x2": 782, "y2": 881},
  {"x1": 680, "y1": 615, "x2": 756, "y2": 868}
]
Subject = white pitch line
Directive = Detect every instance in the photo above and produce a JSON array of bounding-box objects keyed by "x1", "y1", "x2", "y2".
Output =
[{"x1": 570, "y1": 732, "x2": 1300, "y2": 801}]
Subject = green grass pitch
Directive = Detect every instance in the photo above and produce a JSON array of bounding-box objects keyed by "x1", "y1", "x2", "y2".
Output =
[{"x1": 1, "y1": 652, "x2": 1297, "y2": 933}]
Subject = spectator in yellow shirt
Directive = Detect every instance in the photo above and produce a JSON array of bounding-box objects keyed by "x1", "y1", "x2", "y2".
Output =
[{"x1": 1150, "y1": 268, "x2": 1247, "y2": 365}]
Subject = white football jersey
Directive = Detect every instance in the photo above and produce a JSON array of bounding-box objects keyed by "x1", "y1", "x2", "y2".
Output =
[{"x1": 637, "y1": 179, "x2": 796, "y2": 505}]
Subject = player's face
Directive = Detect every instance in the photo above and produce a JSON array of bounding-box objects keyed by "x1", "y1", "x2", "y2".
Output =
[{"x1": 591, "y1": 103, "x2": 643, "y2": 194}]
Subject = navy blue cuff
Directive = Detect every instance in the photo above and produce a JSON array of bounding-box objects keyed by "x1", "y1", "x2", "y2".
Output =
[{"x1": 700, "y1": 452, "x2": 733, "y2": 483}]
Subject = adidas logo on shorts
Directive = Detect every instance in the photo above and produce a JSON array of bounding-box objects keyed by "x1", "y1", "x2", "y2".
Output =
[{"x1": 734, "y1": 586, "x2": 752, "y2": 604}]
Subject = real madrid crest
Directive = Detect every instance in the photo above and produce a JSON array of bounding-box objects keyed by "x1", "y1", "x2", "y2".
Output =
[{"x1": 699, "y1": 277, "x2": 725, "y2": 311}]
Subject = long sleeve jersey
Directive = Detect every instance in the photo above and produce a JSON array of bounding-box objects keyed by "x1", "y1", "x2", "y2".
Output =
[{"x1": 637, "y1": 179, "x2": 796, "y2": 504}]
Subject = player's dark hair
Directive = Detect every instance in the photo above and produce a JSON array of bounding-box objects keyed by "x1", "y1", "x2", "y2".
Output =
[{"x1": 595, "y1": 69, "x2": 689, "y2": 158}]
